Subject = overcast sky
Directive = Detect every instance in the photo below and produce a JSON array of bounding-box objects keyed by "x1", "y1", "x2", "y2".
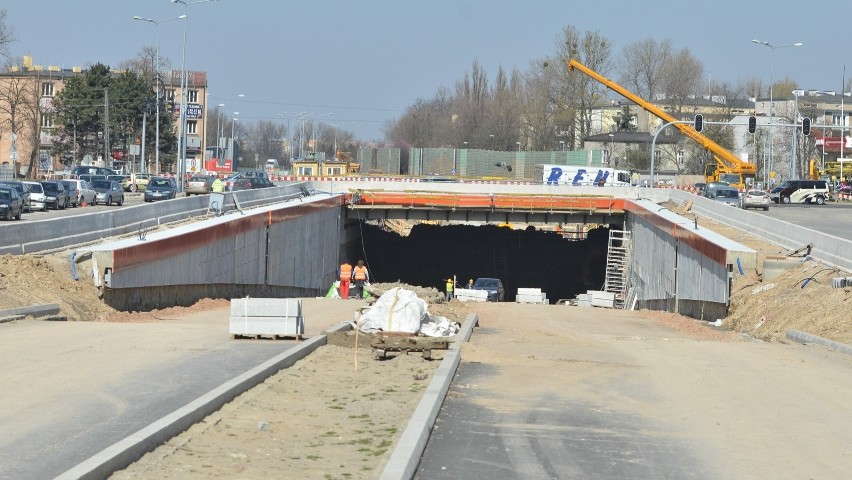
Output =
[{"x1": 4, "y1": 0, "x2": 849, "y2": 141}]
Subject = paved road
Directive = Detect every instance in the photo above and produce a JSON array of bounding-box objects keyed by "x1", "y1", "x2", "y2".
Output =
[
  {"x1": 0, "y1": 299, "x2": 360, "y2": 480},
  {"x1": 749, "y1": 202, "x2": 852, "y2": 241},
  {"x1": 416, "y1": 303, "x2": 852, "y2": 480}
]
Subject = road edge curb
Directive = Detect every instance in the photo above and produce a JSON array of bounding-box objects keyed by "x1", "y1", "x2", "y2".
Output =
[
  {"x1": 379, "y1": 312, "x2": 479, "y2": 480},
  {"x1": 786, "y1": 329, "x2": 852, "y2": 356}
]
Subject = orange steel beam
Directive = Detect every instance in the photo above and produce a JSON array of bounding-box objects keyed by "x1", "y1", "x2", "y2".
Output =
[{"x1": 346, "y1": 191, "x2": 625, "y2": 212}]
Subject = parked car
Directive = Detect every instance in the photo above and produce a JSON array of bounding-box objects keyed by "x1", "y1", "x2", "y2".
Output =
[
  {"x1": 710, "y1": 187, "x2": 742, "y2": 207},
  {"x1": 71, "y1": 166, "x2": 116, "y2": 177},
  {"x1": 741, "y1": 189, "x2": 771, "y2": 211},
  {"x1": 79, "y1": 174, "x2": 107, "y2": 184},
  {"x1": 40, "y1": 180, "x2": 69, "y2": 210},
  {"x1": 144, "y1": 176, "x2": 178, "y2": 202},
  {"x1": 0, "y1": 185, "x2": 23, "y2": 220},
  {"x1": 224, "y1": 171, "x2": 269, "y2": 191},
  {"x1": 63, "y1": 179, "x2": 96, "y2": 207},
  {"x1": 22, "y1": 181, "x2": 47, "y2": 211},
  {"x1": 247, "y1": 176, "x2": 275, "y2": 189},
  {"x1": 0, "y1": 181, "x2": 32, "y2": 213},
  {"x1": 693, "y1": 182, "x2": 706, "y2": 195},
  {"x1": 702, "y1": 181, "x2": 733, "y2": 199},
  {"x1": 185, "y1": 175, "x2": 214, "y2": 195},
  {"x1": 121, "y1": 173, "x2": 153, "y2": 192},
  {"x1": 472, "y1": 277, "x2": 505, "y2": 302},
  {"x1": 226, "y1": 178, "x2": 247, "y2": 191},
  {"x1": 90, "y1": 179, "x2": 125, "y2": 206},
  {"x1": 769, "y1": 179, "x2": 829, "y2": 204}
]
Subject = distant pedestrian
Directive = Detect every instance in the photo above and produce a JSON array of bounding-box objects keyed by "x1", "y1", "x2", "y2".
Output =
[
  {"x1": 445, "y1": 277, "x2": 455, "y2": 302},
  {"x1": 353, "y1": 260, "x2": 369, "y2": 299},
  {"x1": 338, "y1": 260, "x2": 353, "y2": 299},
  {"x1": 466, "y1": 278, "x2": 474, "y2": 290}
]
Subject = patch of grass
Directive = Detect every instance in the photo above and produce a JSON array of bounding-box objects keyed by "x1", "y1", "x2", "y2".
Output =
[
  {"x1": 321, "y1": 430, "x2": 337, "y2": 437},
  {"x1": 307, "y1": 455, "x2": 321, "y2": 461},
  {"x1": 328, "y1": 405, "x2": 344, "y2": 410},
  {"x1": 348, "y1": 414, "x2": 369, "y2": 420},
  {"x1": 346, "y1": 438, "x2": 373, "y2": 445}
]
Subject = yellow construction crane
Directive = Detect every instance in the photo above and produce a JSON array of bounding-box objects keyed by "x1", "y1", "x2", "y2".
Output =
[{"x1": 567, "y1": 59, "x2": 757, "y2": 189}]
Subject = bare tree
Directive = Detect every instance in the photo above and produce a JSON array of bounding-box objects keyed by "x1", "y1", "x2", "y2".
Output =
[
  {"x1": 659, "y1": 48, "x2": 704, "y2": 115},
  {"x1": 0, "y1": 10, "x2": 15, "y2": 59},
  {"x1": 554, "y1": 26, "x2": 614, "y2": 149},
  {"x1": 618, "y1": 38, "x2": 672, "y2": 101},
  {"x1": 0, "y1": 71, "x2": 43, "y2": 178}
]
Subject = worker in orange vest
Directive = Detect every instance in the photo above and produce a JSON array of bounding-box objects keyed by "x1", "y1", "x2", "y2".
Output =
[
  {"x1": 338, "y1": 260, "x2": 353, "y2": 299},
  {"x1": 352, "y1": 260, "x2": 369, "y2": 299}
]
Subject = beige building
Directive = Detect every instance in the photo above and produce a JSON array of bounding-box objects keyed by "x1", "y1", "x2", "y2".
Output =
[{"x1": 0, "y1": 56, "x2": 208, "y2": 178}]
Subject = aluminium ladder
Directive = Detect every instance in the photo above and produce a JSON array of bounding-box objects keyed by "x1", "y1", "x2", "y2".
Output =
[{"x1": 603, "y1": 229, "x2": 631, "y2": 308}]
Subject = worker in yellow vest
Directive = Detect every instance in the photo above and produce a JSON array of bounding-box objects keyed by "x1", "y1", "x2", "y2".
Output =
[
  {"x1": 211, "y1": 175, "x2": 225, "y2": 193},
  {"x1": 445, "y1": 277, "x2": 455, "y2": 302}
]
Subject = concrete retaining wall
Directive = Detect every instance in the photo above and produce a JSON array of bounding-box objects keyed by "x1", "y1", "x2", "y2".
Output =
[
  {"x1": 625, "y1": 199, "x2": 755, "y2": 320},
  {"x1": 670, "y1": 189, "x2": 852, "y2": 272}
]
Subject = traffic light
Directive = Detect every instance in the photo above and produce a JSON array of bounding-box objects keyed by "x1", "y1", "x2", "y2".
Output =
[
  {"x1": 748, "y1": 116, "x2": 757, "y2": 134},
  {"x1": 802, "y1": 117, "x2": 811, "y2": 136},
  {"x1": 694, "y1": 114, "x2": 703, "y2": 132}
]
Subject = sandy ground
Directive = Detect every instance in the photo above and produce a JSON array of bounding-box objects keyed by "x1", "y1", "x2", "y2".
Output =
[{"x1": 107, "y1": 299, "x2": 467, "y2": 480}]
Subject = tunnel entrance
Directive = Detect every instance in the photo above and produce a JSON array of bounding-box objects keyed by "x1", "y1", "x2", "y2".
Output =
[{"x1": 353, "y1": 221, "x2": 614, "y2": 303}]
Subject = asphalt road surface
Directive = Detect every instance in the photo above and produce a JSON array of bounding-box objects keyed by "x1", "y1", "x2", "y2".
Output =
[
  {"x1": 749, "y1": 202, "x2": 852, "y2": 241},
  {"x1": 0, "y1": 300, "x2": 358, "y2": 480},
  {"x1": 416, "y1": 304, "x2": 852, "y2": 480}
]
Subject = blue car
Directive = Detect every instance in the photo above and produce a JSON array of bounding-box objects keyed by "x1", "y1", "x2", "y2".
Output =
[{"x1": 144, "y1": 177, "x2": 177, "y2": 202}]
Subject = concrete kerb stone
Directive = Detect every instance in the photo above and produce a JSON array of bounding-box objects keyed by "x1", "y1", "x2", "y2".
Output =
[
  {"x1": 0, "y1": 303, "x2": 60, "y2": 320},
  {"x1": 55, "y1": 321, "x2": 353, "y2": 480},
  {"x1": 379, "y1": 313, "x2": 479, "y2": 480},
  {"x1": 786, "y1": 329, "x2": 852, "y2": 356}
]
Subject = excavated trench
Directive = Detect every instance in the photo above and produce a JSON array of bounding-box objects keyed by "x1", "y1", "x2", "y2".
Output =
[{"x1": 355, "y1": 222, "x2": 613, "y2": 303}]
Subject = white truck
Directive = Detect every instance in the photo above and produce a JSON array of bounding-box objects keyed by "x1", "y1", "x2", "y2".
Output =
[{"x1": 533, "y1": 164, "x2": 632, "y2": 186}]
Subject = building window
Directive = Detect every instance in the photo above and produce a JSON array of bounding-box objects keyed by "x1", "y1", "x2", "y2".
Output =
[
  {"x1": 41, "y1": 82, "x2": 55, "y2": 97},
  {"x1": 188, "y1": 90, "x2": 198, "y2": 103},
  {"x1": 187, "y1": 120, "x2": 197, "y2": 134},
  {"x1": 297, "y1": 166, "x2": 314, "y2": 176},
  {"x1": 41, "y1": 114, "x2": 53, "y2": 128},
  {"x1": 327, "y1": 167, "x2": 342, "y2": 175},
  {"x1": 165, "y1": 89, "x2": 176, "y2": 101}
]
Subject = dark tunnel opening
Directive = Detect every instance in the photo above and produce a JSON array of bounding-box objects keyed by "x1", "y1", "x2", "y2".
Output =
[{"x1": 353, "y1": 222, "x2": 614, "y2": 303}]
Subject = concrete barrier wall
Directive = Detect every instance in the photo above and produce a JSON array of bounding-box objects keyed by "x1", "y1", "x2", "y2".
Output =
[
  {"x1": 0, "y1": 184, "x2": 310, "y2": 256},
  {"x1": 670, "y1": 189, "x2": 852, "y2": 272}
]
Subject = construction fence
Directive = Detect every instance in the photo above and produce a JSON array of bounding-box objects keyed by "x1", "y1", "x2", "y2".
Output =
[{"x1": 355, "y1": 148, "x2": 606, "y2": 180}]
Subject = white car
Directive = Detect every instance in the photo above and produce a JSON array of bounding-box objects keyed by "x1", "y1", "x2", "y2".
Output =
[
  {"x1": 22, "y1": 181, "x2": 47, "y2": 211},
  {"x1": 62, "y1": 179, "x2": 96, "y2": 207}
]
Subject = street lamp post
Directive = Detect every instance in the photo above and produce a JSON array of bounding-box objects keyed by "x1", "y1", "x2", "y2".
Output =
[
  {"x1": 172, "y1": 0, "x2": 217, "y2": 190},
  {"x1": 752, "y1": 39, "x2": 803, "y2": 181},
  {"x1": 216, "y1": 103, "x2": 225, "y2": 159},
  {"x1": 230, "y1": 112, "x2": 239, "y2": 167},
  {"x1": 133, "y1": 14, "x2": 185, "y2": 174}
]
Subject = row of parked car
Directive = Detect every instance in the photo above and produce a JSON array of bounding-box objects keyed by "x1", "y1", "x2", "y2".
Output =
[{"x1": 0, "y1": 178, "x2": 129, "y2": 220}]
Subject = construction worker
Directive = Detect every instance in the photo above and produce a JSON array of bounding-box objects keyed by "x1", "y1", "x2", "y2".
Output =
[
  {"x1": 338, "y1": 260, "x2": 353, "y2": 299},
  {"x1": 211, "y1": 175, "x2": 225, "y2": 193},
  {"x1": 445, "y1": 277, "x2": 455, "y2": 302},
  {"x1": 352, "y1": 260, "x2": 369, "y2": 299}
]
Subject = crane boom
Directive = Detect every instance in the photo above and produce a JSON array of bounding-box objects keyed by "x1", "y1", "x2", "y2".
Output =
[{"x1": 566, "y1": 59, "x2": 756, "y2": 186}]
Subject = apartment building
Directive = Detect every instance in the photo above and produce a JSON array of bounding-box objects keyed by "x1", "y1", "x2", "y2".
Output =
[{"x1": 0, "y1": 55, "x2": 208, "y2": 178}]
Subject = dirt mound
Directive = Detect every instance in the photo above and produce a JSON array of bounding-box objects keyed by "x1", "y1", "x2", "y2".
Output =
[{"x1": 0, "y1": 254, "x2": 115, "y2": 321}]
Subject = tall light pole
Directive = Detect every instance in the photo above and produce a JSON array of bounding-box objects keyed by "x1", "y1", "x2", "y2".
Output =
[
  {"x1": 752, "y1": 39, "x2": 803, "y2": 182},
  {"x1": 230, "y1": 112, "x2": 239, "y2": 167},
  {"x1": 133, "y1": 14, "x2": 185, "y2": 174},
  {"x1": 172, "y1": 0, "x2": 217, "y2": 189},
  {"x1": 216, "y1": 103, "x2": 225, "y2": 159}
]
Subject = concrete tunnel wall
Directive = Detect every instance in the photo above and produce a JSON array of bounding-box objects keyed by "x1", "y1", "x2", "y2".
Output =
[{"x1": 91, "y1": 194, "x2": 344, "y2": 311}]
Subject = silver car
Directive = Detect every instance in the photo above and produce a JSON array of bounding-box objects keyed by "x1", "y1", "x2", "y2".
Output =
[
  {"x1": 711, "y1": 187, "x2": 741, "y2": 207},
  {"x1": 22, "y1": 181, "x2": 47, "y2": 211},
  {"x1": 741, "y1": 189, "x2": 771, "y2": 211}
]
